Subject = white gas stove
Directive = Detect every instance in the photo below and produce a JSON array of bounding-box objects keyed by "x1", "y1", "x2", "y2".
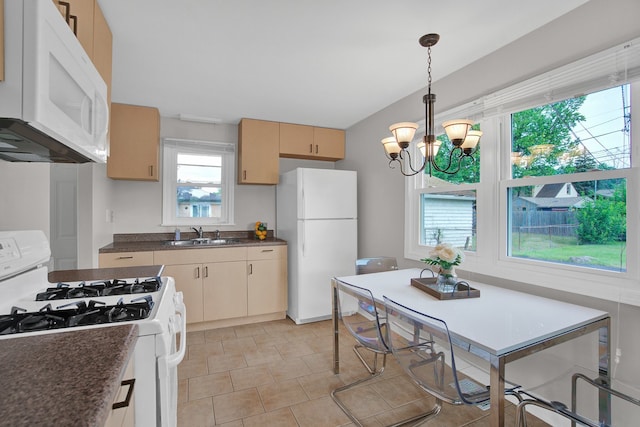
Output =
[{"x1": 0, "y1": 230, "x2": 186, "y2": 427}]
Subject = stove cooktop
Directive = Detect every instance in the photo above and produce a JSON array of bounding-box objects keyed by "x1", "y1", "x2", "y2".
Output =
[
  {"x1": 0, "y1": 296, "x2": 155, "y2": 335},
  {"x1": 36, "y1": 277, "x2": 162, "y2": 301}
]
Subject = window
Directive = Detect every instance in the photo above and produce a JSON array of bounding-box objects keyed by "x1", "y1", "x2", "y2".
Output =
[
  {"x1": 162, "y1": 139, "x2": 235, "y2": 226},
  {"x1": 405, "y1": 36, "x2": 640, "y2": 300},
  {"x1": 506, "y1": 85, "x2": 630, "y2": 272}
]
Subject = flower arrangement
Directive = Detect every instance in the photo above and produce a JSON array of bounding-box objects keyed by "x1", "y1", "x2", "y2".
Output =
[{"x1": 421, "y1": 243, "x2": 464, "y2": 272}]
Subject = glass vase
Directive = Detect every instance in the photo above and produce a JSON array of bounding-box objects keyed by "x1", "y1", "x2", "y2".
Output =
[{"x1": 436, "y1": 267, "x2": 457, "y2": 291}]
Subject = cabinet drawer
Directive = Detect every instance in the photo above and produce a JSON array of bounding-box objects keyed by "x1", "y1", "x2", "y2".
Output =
[
  {"x1": 247, "y1": 245, "x2": 285, "y2": 260},
  {"x1": 104, "y1": 354, "x2": 135, "y2": 427},
  {"x1": 99, "y1": 251, "x2": 154, "y2": 267},
  {"x1": 154, "y1": 247, "x2": 247, "y2": 265}
]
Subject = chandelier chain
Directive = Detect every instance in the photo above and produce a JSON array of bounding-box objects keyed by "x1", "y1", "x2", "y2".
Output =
[{"x1": 427, "y1": 46, "x2": 432, "y2": 89}]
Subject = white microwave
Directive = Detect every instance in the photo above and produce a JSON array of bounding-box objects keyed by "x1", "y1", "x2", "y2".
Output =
[{"x1": 0, "y1": 0, "x2": 108, "y2": 163}]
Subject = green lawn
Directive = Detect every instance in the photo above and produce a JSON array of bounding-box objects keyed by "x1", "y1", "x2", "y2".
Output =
[{"x1": 511, "y1": 233, "x2": 626, "y2": 270}]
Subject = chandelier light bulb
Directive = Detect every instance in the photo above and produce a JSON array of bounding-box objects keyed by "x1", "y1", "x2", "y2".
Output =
[{"x1": 381, "y1": 137, "x2": 401, "y2": 159}]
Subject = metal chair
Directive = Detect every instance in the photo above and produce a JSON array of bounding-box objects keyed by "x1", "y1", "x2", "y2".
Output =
[
  {"x1": 515, "y1": 366, "x2": 640, "y2": 427},
  {"x1": 382, "y1": 296, "x2": 522, "y2": 420},
  {"x1": 355, "y1": 256, "x2": 398, "y2": 275},
  {"x1": 331, "y1": 280, "x2": 440, "y2": 427}
]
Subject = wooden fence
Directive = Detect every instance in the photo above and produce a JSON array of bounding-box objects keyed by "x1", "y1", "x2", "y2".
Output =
[{"x1": 512, "y1": 211, "x2": 578, "y2": 237}]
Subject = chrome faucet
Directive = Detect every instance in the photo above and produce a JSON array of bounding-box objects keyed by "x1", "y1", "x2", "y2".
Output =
[
  {"x1": 191, "y1": 226, "x2": 204, "y2": 239},
  {"x1": 215, "y1": 229, "x2": 221, "y2": 240}
]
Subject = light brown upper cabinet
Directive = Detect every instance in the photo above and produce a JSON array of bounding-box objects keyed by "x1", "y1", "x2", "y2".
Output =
[
  {"x1": 91, "y1": 3, "x2": 112, "y2": 95},
  {"x1": 51, "y1": 1, "x2": 111, "y2": 86},
  {"x1": 108, "y1": 103, "x2": 160, "y2": 181},
  {"x1": 279, "y1": 123, "x2": 345, "y2": 161},
  {"x1": 52, "y1": 0, "x2": 94, "y2": 55},
  {"x1": 237, "y1": 118, "x2": 280, "y2": 185},
  {"x1": 0, "y1": 0, "x2": 4, "y2": 81}
]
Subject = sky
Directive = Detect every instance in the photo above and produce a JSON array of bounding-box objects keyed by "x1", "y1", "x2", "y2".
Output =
[{"x1": 572, "y1": 85, "x2": 631, "y2": 169}]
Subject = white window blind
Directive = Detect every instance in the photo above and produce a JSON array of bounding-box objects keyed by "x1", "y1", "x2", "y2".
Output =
[{"x1": 435, "y1": 36, "x2": 640, "y2": 124}]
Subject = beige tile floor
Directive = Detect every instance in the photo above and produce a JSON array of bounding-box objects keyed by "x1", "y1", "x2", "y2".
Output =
[{"x1": 177, "y1": 318, "x2": 549, "y2": 427}]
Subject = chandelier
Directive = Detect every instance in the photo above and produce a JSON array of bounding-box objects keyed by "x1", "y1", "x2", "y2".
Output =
[{"x1": 381, "y1": 34, "x2": 482, "y2": 176}]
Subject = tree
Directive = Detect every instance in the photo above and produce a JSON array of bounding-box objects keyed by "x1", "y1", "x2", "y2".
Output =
[{"x1": 512, "y1": 97, "x2": 586, "y2": 178}]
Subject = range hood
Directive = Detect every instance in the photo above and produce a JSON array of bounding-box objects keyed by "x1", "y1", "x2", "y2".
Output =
[
  {"x1": 0, "y1": 0, "x2": 108, "y2": 164},
  {"x1": 0, "y1": 119, "x2": 94, "y2": 163}
]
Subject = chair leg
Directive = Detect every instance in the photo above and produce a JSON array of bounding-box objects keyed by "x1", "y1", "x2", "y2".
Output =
[
  {"x1": 331, "y1": 345, "x2": 443, "y2": 427},
  {"x1": 353, "y1": 344, "x2": 386, "y2": 375}
]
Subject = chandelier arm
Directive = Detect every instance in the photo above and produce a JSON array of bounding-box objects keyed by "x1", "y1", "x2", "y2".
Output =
[
  {"x1": 395, "y1": 150, "x2": 426, "y2": 176},
  {"x1": 430, "y1": 146, "x2": 464, "y2": 175},
  {"x1": 401, "y1": 148, "x2": 428, "y2": 174}
]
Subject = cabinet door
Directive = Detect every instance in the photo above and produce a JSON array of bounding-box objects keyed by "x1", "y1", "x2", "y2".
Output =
[
  {"x1": 202, "y1": 261, "x2": 247, "y2": 321},
  {"x1": 164, "y1": 264, "x2": 204, "y2": 324},
  {"x1": 247, "y1": 246, "x2": 287, "y2": 316},
  {"x1": 92, "y1": 2, "x2": 112, "y2": 96},
  {"x1": 279, "y1": 123, "x2": 314, "y2": 158},
  {"x1": 313, "y1": 127, "x2": 345, "y2": 160},
  {"x1": 52, "y1": 0, "x2": 95, "y2": 56},
  {"x1": 238, "y1": 119, "x2": 279, "y2": 185},
  {"x1": 99, "y1": 251, "x2": 154, "y2": 268},
  {"x1": 108, "y1": 104, "x2": 160, "y2": 181}
]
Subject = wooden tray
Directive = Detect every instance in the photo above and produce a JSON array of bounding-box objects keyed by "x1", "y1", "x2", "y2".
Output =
[{"x1": 410, "y1": 277, "x2": 480, "y2": 300}]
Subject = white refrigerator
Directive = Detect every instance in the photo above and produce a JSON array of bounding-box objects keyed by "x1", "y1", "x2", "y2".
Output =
[{"x1": 276, "y1": 168, "x2": 357, "y2": 324}]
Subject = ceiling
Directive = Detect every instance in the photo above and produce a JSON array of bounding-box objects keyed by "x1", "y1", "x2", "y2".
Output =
[{"x1": 99, "y1": 0, "x2": 588, "y2": 130}]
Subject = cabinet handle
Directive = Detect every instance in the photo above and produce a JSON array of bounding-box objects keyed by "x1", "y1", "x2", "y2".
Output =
[
  {"x1": 195, "y1": 266, "x2": 200, "y2": 279},
  {"x1": 249, "y1": 263, "x2": 253, "y2": 275},
  {"x1": 116, "y1": 256, "x2": 134, "y2": 260},
  {"x1": 204, "y1": 266, "x2": 208, "y2": 278},
  {"x1": 112, "y1": 378, "x2": 135, "y2": 410},
  {"x1": 58, "y1": 1, "x2": 70, "y2": 22},
  {"x1": 149, "y1": 165, "x2": 153, "y2": 176},
  {"x1": 69, "y1": 14, "x2": 77, "y2": 36},
  {"x1": 315, "y1": 144, "x2": 319, "y2": 154},
  {"x1": 261, "y1": 249, "x2": 274, "y2": 253},
  {"x1": 243, "y1": 170, "x2": 247, "y2": 180},
  {"x1": 309, "y1": 143, "x2": 313, "y2": 154}
]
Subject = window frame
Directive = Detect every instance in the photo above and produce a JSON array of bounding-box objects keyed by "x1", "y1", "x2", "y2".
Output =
[
  {"x1": 404, "y1": 38, "x2": 640, "y2": 305},
  {"x1": 162, "y1": 138, "x2": 235, "y2": 226}
]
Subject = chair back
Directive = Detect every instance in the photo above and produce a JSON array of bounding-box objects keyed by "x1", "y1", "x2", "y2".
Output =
[
  {"x1": 383, "y1": 296, "x2": 490, "y2": 406},
  {"x1": 336, "y1": 280, "x2": 388, "y2": 352},
  {"x1": 356, "y1": 257, "x2": 398, "y2": 275}
]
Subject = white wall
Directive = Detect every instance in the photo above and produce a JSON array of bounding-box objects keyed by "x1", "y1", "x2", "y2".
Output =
[
  {"x1": 0, "y1": 162, "x2": 51, "y2": 238},
  {"x1": 110, "y1": 117, "x2": 335, "y2": 235},
  {"x1": 77, "y1": 163, "x2": 115, "y2": 268}
]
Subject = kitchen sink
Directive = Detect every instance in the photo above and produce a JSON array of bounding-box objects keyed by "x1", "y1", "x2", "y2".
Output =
[{"x1": 163, "y1": 238, "x2": 240, "y2": 247}]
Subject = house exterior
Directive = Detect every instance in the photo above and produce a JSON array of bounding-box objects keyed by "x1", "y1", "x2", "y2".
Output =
[{"x1": 514, "y1": 183, "x2": 591, "y2": 212}]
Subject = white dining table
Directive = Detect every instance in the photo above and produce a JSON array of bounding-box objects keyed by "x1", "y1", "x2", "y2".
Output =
[{"x1": 331, "y1": 268, "x2": 611, "y2": 427}]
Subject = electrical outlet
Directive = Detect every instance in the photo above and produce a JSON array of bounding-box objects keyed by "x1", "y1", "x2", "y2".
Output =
[
  {"x1": 105, "y1": 209, "x2": 114, "y2": 223},
  {"x1": 615, "y1": 348, "x2": 622, "y2": 364}
]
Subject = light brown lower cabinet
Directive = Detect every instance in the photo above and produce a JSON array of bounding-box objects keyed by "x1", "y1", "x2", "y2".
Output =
[
  {"x1": 104, "y1": 354, "x2": 135, "y2": 427},
  {"x1": 247, "y1": 246, "x2": 287, "y2": 316},
  {"x1": 98, "y1": 244, "x2": 287, "y2": 325},
  {"x1": 161, "y1": 263, "x2": 204, "y2": 324},
  {"x1": 203, "y1": 261, "x2": 247, "y2": 321}
]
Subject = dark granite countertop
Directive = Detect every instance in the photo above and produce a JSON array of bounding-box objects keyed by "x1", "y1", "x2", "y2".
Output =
[
  {"x1": 99, "y1": 232, "x2": 287, "y2": 254},
  {"x1": 0, "y1": 325, "x2": 138, "y2": 427},
  {"x1": 48, "y1": 265, "x2": 165, "y2": 282}
]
